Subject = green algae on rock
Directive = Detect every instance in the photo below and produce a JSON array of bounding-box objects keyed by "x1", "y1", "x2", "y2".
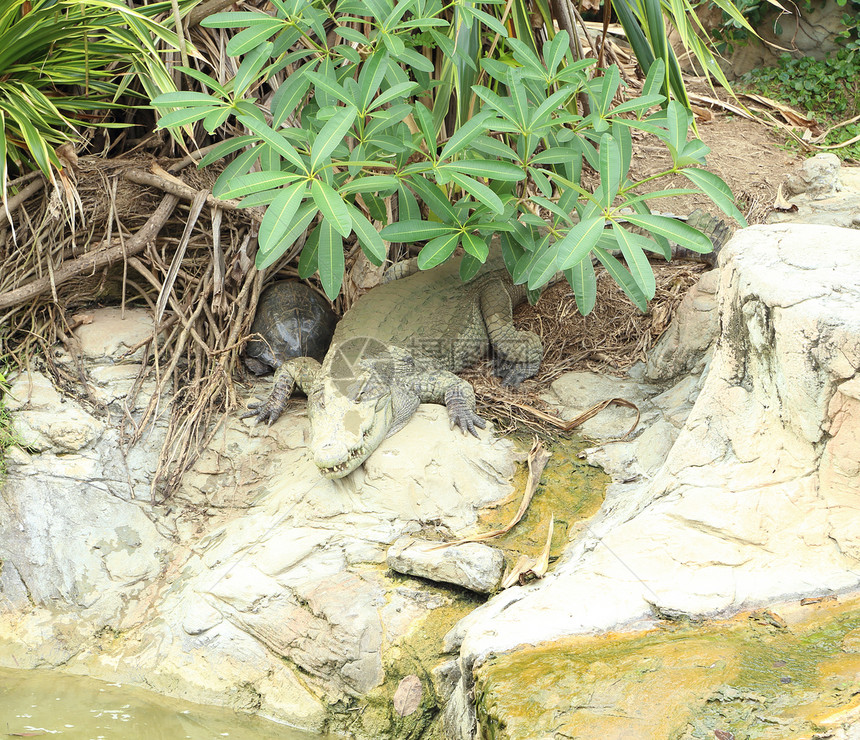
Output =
[{"x1": 474, "y1": 595, "x2": 860, "y2": 740}]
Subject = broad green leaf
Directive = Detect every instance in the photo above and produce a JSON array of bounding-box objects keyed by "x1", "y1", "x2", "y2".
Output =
[
  {"x1": 529, "y1": 147, "x2": 582, "y2": 165},
  {"x1": 395, "y1": 47, "x2": 435, "y2": 73},
  {"x1": 468, "y1": 5, "x2": 508, "y2": 36},
  {"x1": 666, "y1": 99, "x2": 690, "y2": 161},
  {"x1": 612, "y1": 224, "x2": 656, "y2": 299},
  {"x1": 398, "y1": 184, "x2": 421, "y2": 221},
  {"x1": 545, "y1": 30, "x2": 569, "y2": 75},
  {"x1": 311, "y1": 179, "x2": 352, "y2": 237},
  {"x1": 297, "y1": 223, "x2": 321, "y2": 278},
  {"x1": 439, "y1": 110, "x2": 493, "y2": 161},
  {"x1": 565, "y1": 256, "x2": 597, "y2": 315},
  {"x1": 513, "y1": 234, "x2": 550, "y2": 284},
  {"x1": 641, "y1": 58, "x2": 666, "y2": 98},
  {"x1": 557, "y1": 216, "x2": 605, "y2": 270},
  {"x1": 597, "y1": 133, "x2": 622, "y2": 207},
  {"x1": 622, "y1": 214, "x2": 713, "y2": 253},
  {"x1": 448, "y1": 171, "x2": 504, "y2": 214},
  {"x1": 412, "y1": 102, "x2": 437, "y2": 157},
  {"x1": 460, "y1": 253, "x2": 483, "y2": 281},
  {"x1": 500, "y1": 232, "x2": 525, "y2": 275},
  {"x1": 239, "y1": 115, "x2": 306, "y2": 172},
  {"x1": 213, "y1": 147, "x2": 261, "y2": 197},
  {"x1": 461, "y1": 232, "x2": 489, "y2": 261},
  {"x1": 529, "y1": 195, "x2": 573, "y2": 226},
  {"x1": 682, "y1": 168, "x2": 747, "y2": 226},
  {"x1": 417, "y1": 232, "x2": 460, "y2": 269},
  {"x1": 527, "y1": 242, "x2": 559, "y2": 290},
  {"x1": 233, "y1": 41, "x2": 274, "y2": 96},
  {"x1": 259, "y1": 181, "x2": 306, "y2": 250},
  {"x1": 304, "y1": 70, "x2": 353, "y2": 107},
  {"x1": 202, "y1": 11, "x2": 276, "y2": 28},
  {"x1": 151, "y1": 91, "x2": 221, "y2": 108},
  {"x1": 155, "y1": 106, "x2": 217, "y2": 129},
  {"x1": 345, "y1": 203, "x2": 387, "y2": 264},
  {"x1": 380, "y1": 220, "x2": 457, "y2": 242},
  {"x1": 202, "y1": 107, "x2": 233, "y2": 133},
  {"x1": 227, "y1": 24, "x2": 278, "y2": 57},
  {"x1": 594, "y1": 247, "x2": 647, "y2": 311},
  {"x1": 471, "y1": 135, "x2": 519, "y2": 161},
  {"x1": 310, "y1": 106, "x2": 357, "y2": 173},
  {"x1": 609, "y1": 94, "x2": 665, "y2": 116},
  {"x1": 338, "y1": 176, "x2": 400, "y2": 196},
  {"x1": 318, "y1": 219, "x2": 345, "y2": 300},
  {"x1": 357, "y1": 50, "x2": 389, "y2": 113},
  {"x1": 198, "y1": 136, "x2": 256, "y2": 167},
  {"x1": 219, "y1": 171, "x2": 302, "y2": 199},
  {"x1": 531, "y1": 168, "x2": 552, "y2": 199},
  {"x1": 443, "y1": 159, "x2": 523, "y2": 181},
  {"x1": 256, "y1": 202, "x2": 317, "y2": 269},
  {"x1": 408, "y1": 176, "x2": 460, "y2": 223},
  {"x1": 366, "y1": 81, "x2": 419, "y2": 112},
  {"x1": 271, "y1": 66, "x2": 313, "y2": 125}
]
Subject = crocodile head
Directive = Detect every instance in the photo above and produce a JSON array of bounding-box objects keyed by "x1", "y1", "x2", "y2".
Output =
[{"x1": 307, "y1": 375, "x2": 394, "y2": 478}]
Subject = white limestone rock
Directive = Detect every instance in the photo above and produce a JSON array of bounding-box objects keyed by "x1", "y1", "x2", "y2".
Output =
[
  {"x1": 387, "y1": 536, "x2": 506, "y2": 593},
  {"x1": 449, "y1": 224, "x2": 860, "y2": 714}
]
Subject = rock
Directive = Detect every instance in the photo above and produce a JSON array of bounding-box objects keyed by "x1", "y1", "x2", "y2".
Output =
[
  {"x1": 447, "y1": 224, "x2": 860, "y2": 726},
  {"x1": 784, "y1": 152, "x2": 842, "y2": 199},
  {"x1": 73, "y1": 307, "x2": 156, "y2": 361},
  {"x1": 387, "y1": 537, "x2": 506, "y2": 594},
  {"x1": 5, "y1": 371, "x2": 103, "y2": 452},
  {"x1": 0, "y1": 308, "x2": 522, "y2": 735},
  {"x1": 769, "y1": 154, "x2": 860, "y2": 230}
]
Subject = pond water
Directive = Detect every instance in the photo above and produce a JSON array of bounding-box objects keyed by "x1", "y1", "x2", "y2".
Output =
[{"x1": 0, "y1": 668, "x2": 321, "y2": 739}]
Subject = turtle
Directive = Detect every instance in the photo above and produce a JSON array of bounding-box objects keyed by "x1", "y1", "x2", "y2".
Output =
[{"x1": 244, "y1": 281, "x2": 338, "y2": 376}]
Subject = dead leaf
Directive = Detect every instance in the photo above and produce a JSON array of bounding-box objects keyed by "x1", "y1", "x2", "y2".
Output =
[
  {"x1": 393, "y1": 674, "x2": 422, "y2": 717},
  {"x1": 691, "y1": 105, "x2": 715, "y2": 123},
  {"x1": 801, "y1": 594, "x2": 837, "y2": 606},
  {"x1": 714, "y1": 729, "x2": 735, "y2": 740},
  {"x1": 501, "y1": 515, "x2": 555, "y2": 588},
  {"x1": 772, "y1": 184, "x2": 798, "y2": 212},
  {"x1": 431, "y1": 440, "x2": 551, "y2": 548}
]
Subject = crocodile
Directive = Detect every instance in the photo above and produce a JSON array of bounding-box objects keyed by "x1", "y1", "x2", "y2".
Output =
[
  {"x1": 244, "y1": 256, "x2": 542, "y2": 478},
  {"x1": 245, "y1": 210, "x2": 734, "y2": 479}
]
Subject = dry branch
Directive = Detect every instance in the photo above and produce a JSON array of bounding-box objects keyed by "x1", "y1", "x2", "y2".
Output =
[{"x1": 0, "y1": 194, "x2": 179, "y2": 310}]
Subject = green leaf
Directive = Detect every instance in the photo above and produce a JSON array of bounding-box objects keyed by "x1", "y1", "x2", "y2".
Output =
[
  {"x1": 380, "y1": 220, "x2": 457, "y2": 242},
  {"x1": 219, "y1": 171, "x2": 302, "y2": 198},
  {"x1": 198, "y1": 136, "x2": 257, "y2": 167},
  {"x1": 527, "y1": 243, "x2": 559, "y2": 290},
  {"x1": 594, "y1": 247, "x2": 647, "y2": 311},
  {"x1": 256, "y1": 202, "x2": 317, "y2": 269},
  {"x1": 310, "y1": 106, "x2": 357, "y2": 173},
  {"x1": 202, "y1": 11, "x2": 276, "y2": 29},
  {"x1": 155, "y1": 106, "x2": 217, "y2": 129},
  {"x1": 398, "y1": 183, "x2": 421, "y2": 221},
  {"x1": 304, "y1": 69, "x2": 353, "y2": 107},
  {"x1": 227, "y1": 23, "x2": 279, "y2": 57},
  {"x1": 500, "y1": 232, "x2": 525, "y2": 275},
  {"x1": 338, "y1": 176, "x2": 399, "y2": 196},
  {"x1": 357, "y1": 51, "x2": 390, "y2": 113},
  {"x1": 239, "y1": 115, "x2": 307, "y2": 172},
  {"x1": 234, "y1": 41, "x2": 274, "y2": 97},
  {"x1": 408, "y1": 176, "x2": 460, "y2": 223},
  {"x1": 557, "y1": 216, "x2": 605, "y2": 270},
  {"x1": 318, "y1": 219, "x2": 345, "y2": 300},
  {"x1": 345, "y1": 203, "x2": 386, "y2": 264},
  {"x1": 468, "y1": 5, "x2": 508, "y2": 36},
  {"x1": 448, "y1": 171, "x2": 504, "y2": 214},
  {"x1": 682, "y1": 168, "x2": 748, "y2": 226},
  {"x1": 311, "y1": 179, "x2": 352, "y2": 237},
  {"x1": 666, "y1": 99, "x2": 690, "y2": 160},
  {"x1": 612, "y1": 224, "x2": 656, "y2": 299},
  {"x1": 259, "y1": 181, "x2": 306, "y2": 250},
  {"x1": 641, "y1": 58, "x2": 666, "y2": 98},
  {"x1": 565, "y1": 256, "x2": 597, "y2": 315},
  {"x1": 461, "y1": 232, "x2": 489, "y2": 261},
  {"x1": 151, "y1": 91, "x2": 221, "y2": 108},
  {"x1": 439, "y1": 110, "x2": 493, "y2": 161},
  {"x1": 417, "y1": 232, "x2": 460, "y2": 269},
  {"x1": 622, "y1": 214, "x2": 713, "y2": 253},
  {"x1": 442, "y1": 159, "x2": 524, "y2": 181},
  {"x1": 213, "y1": 147, "x2": 261, "y2": 197},
  {"x1": 460, "y1": 253, "x2": 483, "y2": 281},
  {"x1": 297, "y1": 223, "x2": 321, "y2": 278},
  {"x1": 271, "y1": 66, "x2": 313, "y2": 125},
  {"x1": 609, "y1": 94, "x2": 665, "y2": 116},
  {"x1": 597, "y1": 133, "x2": 621, "y2": 207},
  {"x1": 529, "y1": 195, "x2": 573, "y2": 226}
]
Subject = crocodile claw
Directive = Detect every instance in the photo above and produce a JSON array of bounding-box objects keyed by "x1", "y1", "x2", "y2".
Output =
[
  {"x1": 449, "y1": 407, "x2": 487, "y2": 437},
  {"x1": 494, "y1": 357, "x2": 538, "y2": 388},
  {"x1": 241, "y1": 396, "x2": 287, "y2": 425}
]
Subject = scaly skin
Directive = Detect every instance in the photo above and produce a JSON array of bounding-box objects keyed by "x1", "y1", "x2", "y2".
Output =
[{"x1": 245, "y1": 257, "x2": 543, "y2": 478}]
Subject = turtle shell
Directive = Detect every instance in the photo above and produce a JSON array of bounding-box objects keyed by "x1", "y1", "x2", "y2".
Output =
[{"x1": 245, "y1": 281, "x2": 338, "y2": 375}]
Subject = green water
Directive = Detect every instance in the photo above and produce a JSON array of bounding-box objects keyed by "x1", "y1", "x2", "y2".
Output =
[{"x1": 0, "y1": 669, "x2": 319, "y2": 739}]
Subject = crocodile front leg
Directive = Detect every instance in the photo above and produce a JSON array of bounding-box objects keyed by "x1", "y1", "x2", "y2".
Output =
[
  {"x1": 243, "y1": 356, "x2": 321, "y2": 424},
  {"x1": 480, "y1": 282, "x2": 543, "y2": 387},
  {"x1": 409, "y1": 365, "x2": 487, "y2": 437}
]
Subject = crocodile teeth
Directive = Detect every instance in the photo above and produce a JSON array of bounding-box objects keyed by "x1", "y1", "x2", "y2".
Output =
[{"x1": 320, "y1": 446, "x2": 365, "y2": 477}]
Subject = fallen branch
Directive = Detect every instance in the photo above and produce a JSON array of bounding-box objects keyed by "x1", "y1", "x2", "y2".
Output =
[
  {"x1": 0, "y1": 194, "x2": 179, "y2": 311},
  {"x1": 1, "y1": 178, "x2": 47, "y2": 228},
  {"x1": 123, "y1": 168, "x2": 262, "y2": 221}
]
